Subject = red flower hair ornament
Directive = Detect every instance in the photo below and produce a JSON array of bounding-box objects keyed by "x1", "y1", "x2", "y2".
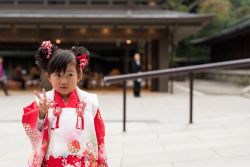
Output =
[
  {"x1": 41, "y1": 40, "x2": 52, "y2": 59},
  {"x1": 76, "y1": 53, "x2": 89, "y2": 71}
]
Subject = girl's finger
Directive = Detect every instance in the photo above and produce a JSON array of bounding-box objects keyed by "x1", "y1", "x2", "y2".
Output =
[
  {"x1": 39, "y1": 100, "x2": 45, "y2": 107},
  {"x1": 46, "y1": 101, "x2": 50, "y2": 108},
  {"x1": 42, "y1": 88, "x2": 47, "y2": 100},
  {"x1": 34, "y1": 91, "x2": 42, "y2": 100}
]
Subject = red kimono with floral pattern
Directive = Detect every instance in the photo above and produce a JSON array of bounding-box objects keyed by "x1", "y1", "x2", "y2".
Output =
[{"x1": 22, "y1": 87, "x2": 108, "y2": 167}]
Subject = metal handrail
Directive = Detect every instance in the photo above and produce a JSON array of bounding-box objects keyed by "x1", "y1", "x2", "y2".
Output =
[
  {"x1": 104, "y1": 58, "x2": 250, "y2": 83},
  {"x1": 104, "y1": 58, "x2": 250, "y2": 132}
]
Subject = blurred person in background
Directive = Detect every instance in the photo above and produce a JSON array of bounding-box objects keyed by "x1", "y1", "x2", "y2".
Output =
[
  {"x1": 11, "y1": 65, "x2": 26, "y2": 90},
  {"x1": 0, "y1": 56, "x2": 9, "y2": 96},
  {"x1": 131, "y1": 53, "x2": 142, "y2": 97},
  {"x1": 29, "y1": 65, "x2": 41, "y2": 87}
]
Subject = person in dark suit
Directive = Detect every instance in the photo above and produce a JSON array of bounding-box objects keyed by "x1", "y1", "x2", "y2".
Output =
[{"x1": 131, "y1": 53, "x2": 142, "y2": 97}]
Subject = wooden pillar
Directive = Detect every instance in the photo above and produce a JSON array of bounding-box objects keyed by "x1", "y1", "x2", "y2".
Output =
[
  {"x1": 127, "y1": 0, "x2": 134, "y2": 8},
  {"x1": 108, "y1": 0, "x2": 113, "y2": 6},
  {"x1": 151, "y1": 40, "x2": 159, "y2": 91},
  {"x1": 158, "y1": 30, "x2": 170, "y2": 92},
  {"x1": 144, "y1": 41, "x2": 149, "y2": 89},
  {"x1": 124, "y1": 46, "x2": 129, "y2": 74}
]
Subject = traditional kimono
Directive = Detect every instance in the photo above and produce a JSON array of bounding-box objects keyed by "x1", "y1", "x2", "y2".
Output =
[{"x1": 22, "y1": 87, "x2": 108, "y2": 167}]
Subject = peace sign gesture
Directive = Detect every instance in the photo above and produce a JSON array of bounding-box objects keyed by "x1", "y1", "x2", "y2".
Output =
[{"x1": 34, "y1": 88, "x2": 51, "y2": 119}]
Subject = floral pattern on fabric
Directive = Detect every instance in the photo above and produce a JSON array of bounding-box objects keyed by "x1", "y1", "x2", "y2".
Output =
[
  {"x1": 97, "y1": 143, "x2": 108, "y2": 167},
  {"x1": 43, "y1": 155, "x2": 85, "y2": 167},
  {"x1": 22, "y1": 101, "x2": 50, "y2": 167},
  {"x1": 23, "y1": 123, "x2": 42, "y2": 141},
  {"x1": 43, "y1": 141, "x2": 98, "y2": 167},
  {"x1": 68, "y1": 140, "x2": 81, "y2": 153},
  {"x1": 94, "y1": 110, "x2": 108, "y2": 167}
]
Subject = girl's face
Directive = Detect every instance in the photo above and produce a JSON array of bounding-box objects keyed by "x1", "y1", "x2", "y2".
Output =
[{"x1": 48, "y1": 63, "x2": 80, "y2": 99}]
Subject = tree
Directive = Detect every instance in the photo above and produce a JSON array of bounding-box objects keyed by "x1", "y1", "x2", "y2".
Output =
[
  {"x1": 164, "y1": 0, "x2": 202, "y2": 12},
  {"x1": 165, "y1": 0, "x2": 250, "y2": 65},
  {"x1": 197, "y1": 0, "x2": 232, "y2": 22},
  {"x1": 195, "y1": 0, "x2": 250, "y2": 36},
  {"x1": 231, "y1": 0, "x2": 250, "y2": 20}
]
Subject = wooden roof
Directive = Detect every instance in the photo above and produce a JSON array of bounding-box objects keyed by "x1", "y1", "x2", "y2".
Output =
[
  {"x1": 192, "y1": 17, "x2": 250, "y2": 45},
  {"x1": 0, "y1": 8, "x2": 213, "y2": 25}
]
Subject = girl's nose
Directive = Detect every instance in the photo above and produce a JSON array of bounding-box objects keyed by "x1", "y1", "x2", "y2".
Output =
[{"x1": 60, "y1": 77, "x2": 68, "y2": 84}]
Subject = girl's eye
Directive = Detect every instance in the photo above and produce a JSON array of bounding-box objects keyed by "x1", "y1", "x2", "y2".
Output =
[
  {"x1": 65, "y1": 73, "x2": 73, "y2": 77},
  {"x1": 57, "y1": 73, "x2": 61, "y2": 77}
]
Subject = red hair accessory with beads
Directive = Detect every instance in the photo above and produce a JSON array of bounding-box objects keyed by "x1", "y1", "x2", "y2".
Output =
[
  {"x1": 41, "y1": 40, "x2": 52, "y2": 59},
  {"x1": 76, "y1": 53, "x2": 89, "y2": 70}
]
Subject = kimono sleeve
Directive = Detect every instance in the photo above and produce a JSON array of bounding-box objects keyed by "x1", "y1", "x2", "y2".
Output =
[
  {"x1": 92, "y1": 95, "x2": 108, "y2": 167},
  {"x1": 22, "y1": 101, "x2": 39, "y2": 129},
  {"x1": 22, "y1": 101, "x2": 49, "y2": 166}
]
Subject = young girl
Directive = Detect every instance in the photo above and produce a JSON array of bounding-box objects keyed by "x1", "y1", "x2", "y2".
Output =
[{"x1": 22, "y1": 41, "x2": 108, "y2": 167}]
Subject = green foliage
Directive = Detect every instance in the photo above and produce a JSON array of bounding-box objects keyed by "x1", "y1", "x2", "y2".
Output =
[
  {"x1": 232, "y1": 0, "x2": 250, "y2": 20},
  {"x1": 195, "y1": 0, "x2": 250, "y2": 37},
  {"x1": 166, "y1": 0, "x2": 250, "y2": 65},
  {"x1": 232, "y1": 0, "x2": 250, "y2": 6},
  {"x1": 234, "y1": 6, "x2": 250, "y2": 19},
  {"x1": 198, "y1": 0, "x2": 232, "y2": 22},
  {"x1": 175, "y1": 40, "x2": 210, "y2": 65},
  {"x1": 165, "y1": 0, "x2": 198, "y2": 12}
]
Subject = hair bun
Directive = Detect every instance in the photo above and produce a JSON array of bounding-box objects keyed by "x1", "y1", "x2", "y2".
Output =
[
  {"x1": 71, "y1": 46, "x2": 90, "y2": 71},
  {"x1": 71, "y1": 46, "x2": 89, "y2": 57},
  {"x1": 35, "y1": 41, "x2": 58, "y2": 71}
]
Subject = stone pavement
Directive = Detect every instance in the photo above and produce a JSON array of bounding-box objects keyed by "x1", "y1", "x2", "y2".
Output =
[{"x1": 0, "y1": 80, "x2": 250, "y2": 167}]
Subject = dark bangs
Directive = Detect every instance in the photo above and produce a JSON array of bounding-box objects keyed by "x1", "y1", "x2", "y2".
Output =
[{"x1": 47, "y1": 50, "x2": 79, "y2": 75}]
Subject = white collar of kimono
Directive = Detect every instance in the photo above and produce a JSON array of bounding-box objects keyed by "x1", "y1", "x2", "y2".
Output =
[
  {"x1": 36, "y1": 87, "x2": 99, "y2": 117},
  {"x1": 36, "y1": 86, "x2": 88, "y2": 103}
]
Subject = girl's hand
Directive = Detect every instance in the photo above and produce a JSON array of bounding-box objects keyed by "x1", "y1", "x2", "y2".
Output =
[{"x1": 34, "y1": 88, "x2": 50, "y2": 119}]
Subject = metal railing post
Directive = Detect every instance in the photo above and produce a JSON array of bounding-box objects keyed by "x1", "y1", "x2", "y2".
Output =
[
  {"x1": 170, "y1": 77, "x2": 174, "y2": 94},
  {"x1": 104, "y1": 58, "x2": 250, "y2": 129},
  {"x1": 189, "y1": 73, "x2": 193, "y2": 124},
  {"x1": 123, "y1": 81, "x2": 127, "y2": 132}
]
